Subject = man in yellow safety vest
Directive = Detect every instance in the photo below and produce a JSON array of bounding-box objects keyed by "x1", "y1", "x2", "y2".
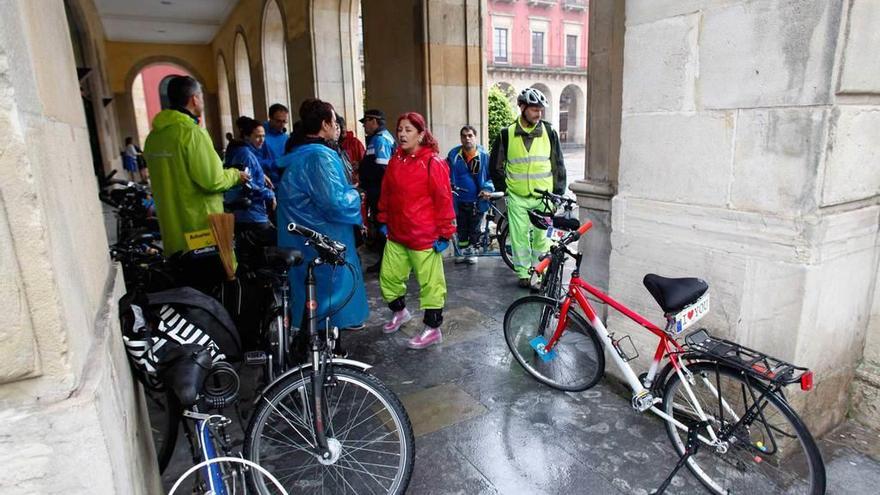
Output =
[{"x1": 489, "y1": 87, "x2": 567, "y2": 288}]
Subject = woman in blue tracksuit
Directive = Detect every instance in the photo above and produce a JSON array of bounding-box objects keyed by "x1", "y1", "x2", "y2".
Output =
[
  {"x1": 447, "y1": 125, "x2": 494, "y2": 264},
  {"x1": 224, "y1": 117, "x2": 277, "y2": 258}
]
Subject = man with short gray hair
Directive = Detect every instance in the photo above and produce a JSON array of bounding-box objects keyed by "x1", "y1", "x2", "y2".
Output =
[{"x1": 144, "y1": 75, "x2": 249, "y2": 256}]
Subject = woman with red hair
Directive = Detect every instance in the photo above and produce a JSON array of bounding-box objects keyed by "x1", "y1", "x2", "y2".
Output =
[{"x1": 377, "y1": 112, "x2": 455, "y2": 349}]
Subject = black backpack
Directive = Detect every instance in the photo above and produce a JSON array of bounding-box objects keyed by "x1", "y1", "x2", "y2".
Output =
[{"x1": 119, "y1": 287, "x2": 241, "y2": 390}]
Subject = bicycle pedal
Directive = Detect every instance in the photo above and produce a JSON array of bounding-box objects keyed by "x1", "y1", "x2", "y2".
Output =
[
  {"x1": 631, "y1": 390, "x2": 656, "y2": 412},
  {"x1": 244, "y1": 351, "x2": 267, "y2": 367}
]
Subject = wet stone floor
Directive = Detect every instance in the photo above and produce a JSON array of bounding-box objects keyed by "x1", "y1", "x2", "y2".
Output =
[{"x1": 160, "y1": 253, "x2": 880, "y2": 494}]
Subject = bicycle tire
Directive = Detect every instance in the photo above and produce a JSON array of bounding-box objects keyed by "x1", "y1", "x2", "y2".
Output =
[
  {"x1": 661, "y1": 361, "x2": 825, "y2": 494},
  {"x1": 145, "y1": 388, "x2": 180, "y2": 473},
  {"x1": 503, "y1": 296, "x2": 605, "y2": 391},
  {"x1": 245, "y1": 367, "x2": 415, "y2": 494},
  {"x1": 497, "y1": 222, "x2": 514, "y2": 270}
]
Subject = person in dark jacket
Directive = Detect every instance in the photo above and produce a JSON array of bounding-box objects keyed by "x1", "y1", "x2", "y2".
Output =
[
  {"x1": 447, "y1": 125, "x2": 494, "y2": 264},
  {"x1": 358, "y1": 109, "x2": 396, "y2": 272}
]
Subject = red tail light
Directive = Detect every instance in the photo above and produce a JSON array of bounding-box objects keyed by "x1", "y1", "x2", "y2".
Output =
[{"x1": 800, "y1": 371, "x2": 814, "y2": 391}]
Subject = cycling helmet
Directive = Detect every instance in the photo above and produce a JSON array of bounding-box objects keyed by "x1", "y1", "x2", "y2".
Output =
[{"x1": 517, "y1": 87, "x2": 550, "y2": 108}]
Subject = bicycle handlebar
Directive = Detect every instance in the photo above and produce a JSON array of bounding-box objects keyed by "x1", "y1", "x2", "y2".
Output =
[
  {"x1": 534, "y1": 220, "x2": 593, "y2": 274},
  {"x1": 286, "y1": 223, "x2": 347, "y2": 264},
  {"x1": 534, "y1": 188, "x2": 576, "y2": 207},
  {"x1": 287, "y1": 223, "x2": 324, "y2": 242}
]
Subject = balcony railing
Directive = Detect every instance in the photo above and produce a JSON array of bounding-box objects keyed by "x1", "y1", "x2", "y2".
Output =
[
  {"x1": 563, "y1": 0, "x2": 587, "y2": 11},
  {"x1": 490, "y1": 52, "x2": 587, "y2": 70}
]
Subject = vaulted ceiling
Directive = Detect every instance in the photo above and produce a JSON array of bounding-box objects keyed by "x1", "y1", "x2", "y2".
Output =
[{"x1": 95, "y1": 0, "x2": 237, "y2": 44}]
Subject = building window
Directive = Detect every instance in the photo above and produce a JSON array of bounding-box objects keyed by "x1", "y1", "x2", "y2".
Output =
[
  {"x1": 531, "y1": 31, "x2": 545, "y2": 65},
  {"x1": 566, "y1": 34, "x2": 578, "y2": 66},
  {"x1": 494, "y1": 27, "x2": 508, "y2": 63}
]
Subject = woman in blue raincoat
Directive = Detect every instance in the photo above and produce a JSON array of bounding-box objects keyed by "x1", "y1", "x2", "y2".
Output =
[{"x1": 277, "y1": 98, "x2": 368, "y2": 332}]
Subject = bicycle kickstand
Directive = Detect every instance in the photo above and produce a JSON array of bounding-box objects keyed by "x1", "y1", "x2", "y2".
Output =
[{"x1": 651, "y1": 421, "x2": 708, "y2": 495}]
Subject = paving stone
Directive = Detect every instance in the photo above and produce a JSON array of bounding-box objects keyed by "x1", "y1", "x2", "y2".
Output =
[{"x1": 400, "y1": 383, "x2": 488, "y2": 437}]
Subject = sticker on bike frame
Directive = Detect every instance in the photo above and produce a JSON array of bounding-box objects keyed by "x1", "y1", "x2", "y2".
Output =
[
  {"x1": 529, "y1": 336, "x2": 558, "y2": 362},
  {"x1": 672, "y1": 293, "x2": 710, "y2": 334},
  {"x1": 545, "y1": 227, "x2": 566, "y2": 241}
]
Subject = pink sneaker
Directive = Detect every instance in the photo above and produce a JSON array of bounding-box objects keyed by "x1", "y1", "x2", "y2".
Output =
[
  {"x1": 407, "y1": 327, "x2": 442, "y2": 349},
  {"x1": 383, "y1": 308, "x2": 412, "y2": 333}
]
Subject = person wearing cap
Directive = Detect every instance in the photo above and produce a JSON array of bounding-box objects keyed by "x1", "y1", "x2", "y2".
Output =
[
  {"x1": 489, "y1": 87, "x2": 566, "y2": 288},
  {"x1": 359, "y1": 109, "x2": 397, "y2": 271}
]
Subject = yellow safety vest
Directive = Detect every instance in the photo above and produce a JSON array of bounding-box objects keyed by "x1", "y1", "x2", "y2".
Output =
[{"x1": 505, "y1": 123, "x2": 553, "y2": 198}]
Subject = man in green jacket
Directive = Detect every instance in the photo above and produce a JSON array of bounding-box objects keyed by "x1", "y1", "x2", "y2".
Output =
[
  {"x1": 144, "y1": 76, "x2": 248, "y2": 256},
  {"x1": 489, "y1": 87, "x2": 566, "y2": 288}
]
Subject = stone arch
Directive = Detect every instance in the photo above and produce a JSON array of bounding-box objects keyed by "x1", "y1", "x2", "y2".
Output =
[
  {"x1": 234, "y1": 31, "x2": 255, "y2": 118},
  {"x1": 216, "y1": 54, "x2": 234, "y2": 140},
  {"x1": 129, "y1": 62, "x2": 195, "y2": 145},
  {"x1": 492, "y1": 81, "x2": 518, "y2": 111},
  {"x1": 559, "y1": 83, "x2": 586, "y2": 145},
  {"x1": 262, "y1": 0, "x2": 290, "y2": 109},
  {"x1": 530, "y1": 82, "x2": 554, "y2": 127},
  {"x1": 123, "y1": 57, "x2": 211, "y2": 144}
]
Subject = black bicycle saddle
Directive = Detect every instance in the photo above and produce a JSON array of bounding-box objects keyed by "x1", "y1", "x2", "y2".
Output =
[{"x1": 642, "y1": 274, "x2": 708, "y2": 314}]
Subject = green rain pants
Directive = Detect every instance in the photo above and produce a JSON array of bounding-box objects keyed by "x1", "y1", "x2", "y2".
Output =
[
  {"x1": 379, "y1": 240, "x2": 447, "y2": 309},
  {"x1": 507, "y1": 192, "x2": 551, "y2": 279}
]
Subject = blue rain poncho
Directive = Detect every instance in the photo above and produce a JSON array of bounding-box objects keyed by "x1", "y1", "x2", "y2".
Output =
[{"x1": 277, "y1": 142, "x2": 368, "y2": 330}]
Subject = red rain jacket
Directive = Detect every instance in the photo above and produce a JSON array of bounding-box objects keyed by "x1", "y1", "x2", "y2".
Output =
[{"x1": 377, "y1": 147, "x2": 456, "y2": 251}]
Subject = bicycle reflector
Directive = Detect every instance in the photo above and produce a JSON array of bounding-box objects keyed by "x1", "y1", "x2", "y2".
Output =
[{"x1": 800, "y1": 370, "x2": 814, "y2": 391}]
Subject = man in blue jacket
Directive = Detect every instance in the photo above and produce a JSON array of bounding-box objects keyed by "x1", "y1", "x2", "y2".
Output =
[
  {"x1": 261, "y1": 103, "x2": 288, "y2": 184},
  {"x1": 448, "y1": 125, "x2": 494, "y2": 264}
]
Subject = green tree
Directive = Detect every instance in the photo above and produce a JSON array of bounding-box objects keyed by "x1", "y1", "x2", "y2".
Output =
[{"x1": 488, "y1": 85, "x2": 516, "y2": 147}]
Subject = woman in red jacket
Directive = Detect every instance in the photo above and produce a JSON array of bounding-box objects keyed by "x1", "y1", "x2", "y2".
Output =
[{"x1": 377, "y1": 112, "x2": 456, "y2": 349}]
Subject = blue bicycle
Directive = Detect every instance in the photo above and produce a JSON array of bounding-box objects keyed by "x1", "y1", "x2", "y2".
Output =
[{"x1": 157, "y1": 346, "x2": 287, "y2": 494}]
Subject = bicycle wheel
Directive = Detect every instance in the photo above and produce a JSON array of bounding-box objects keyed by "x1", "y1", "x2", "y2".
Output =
[
  {"x1": 497, "y1": 221, "x2": 514, "y2": 270},
  {"x1": 245, "y1": 367, "x2": 415, "y2": 494},
  {"x1": 503, "y1": 296, "x2": 604, "y2": 391},
  {"x1": 144, "y1": 387, "x2": 180, "y2": 473},
  {"x1": 661, "y1": 362, "x2": 825, "y2": 494}
]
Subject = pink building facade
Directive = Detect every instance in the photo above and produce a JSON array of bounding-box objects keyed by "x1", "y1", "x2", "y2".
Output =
[{"x1": 486, "y1": 0, "x2": 588, "y2": 144}]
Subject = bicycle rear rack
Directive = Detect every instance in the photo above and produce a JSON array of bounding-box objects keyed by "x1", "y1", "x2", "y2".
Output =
[{"x1": 683, "y1": 329, "x2": 813, "y2": 389}]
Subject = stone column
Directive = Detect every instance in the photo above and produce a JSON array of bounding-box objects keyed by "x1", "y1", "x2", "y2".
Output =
[
  {"x1": 609, "y1": 0, "x2": 879, "y2": 435},
  {"x1": 0, "y1": 2, "x2": 158, "y2": 492},
  {"x1": 570, "y1": 0, "x2": 625, "y2": 305},
  {"x1": 361, "y1": 0, "x2": 486, "y2": 152},
  {"x1": 423, "y1": 0, "x2": 486, "y2": 150}
]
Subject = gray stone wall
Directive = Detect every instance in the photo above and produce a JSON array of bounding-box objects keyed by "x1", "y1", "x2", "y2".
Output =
[
  {"x1": 0, "y1": 0, "x2": 158, "y2": 492},
  {"x1": 608, "y1": 0, "x2": 879, "y2": 435}
]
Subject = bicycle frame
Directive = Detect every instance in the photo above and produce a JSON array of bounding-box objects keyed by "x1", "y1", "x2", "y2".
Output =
[
  {"x1": 543, "y1": 261, "x2": 725, "y2": 445},
  {"x1": 546, "y1": 272, "x2": 683, "y2": 401},
  {"x1": 179, "y1": 410, "x2": 235, "y2": 495}
]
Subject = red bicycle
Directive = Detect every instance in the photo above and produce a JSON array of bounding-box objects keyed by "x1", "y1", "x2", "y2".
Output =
[{"x1": 503, "y1": 221, "x2": 825, "y2": 494}]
